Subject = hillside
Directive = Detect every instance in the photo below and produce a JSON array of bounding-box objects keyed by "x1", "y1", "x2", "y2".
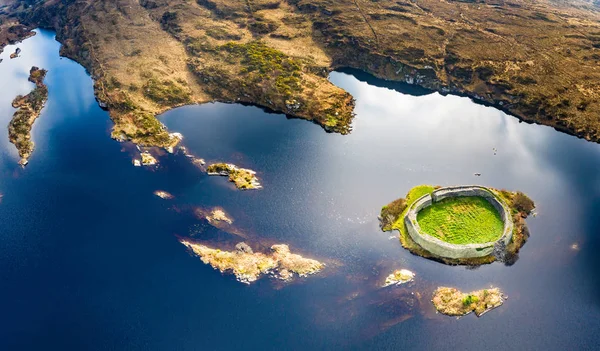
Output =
[{"x1": 2, "y1": 0, "x2": 600, "y2": 144}]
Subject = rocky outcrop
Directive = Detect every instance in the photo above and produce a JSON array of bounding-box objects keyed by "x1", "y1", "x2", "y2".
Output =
[
  {"x1": 153, "y1": 190, "x2": 174, "y2": 199},
  {"x1": 383, "y1": 269, "x2": 415, "y2": 287},
  {"x1": 206, "y1": 163, "x2": 262, "y2": 190},
  {"x1": 432, "y1": 287, "x2": 505, "y2": 317},
  {"x1": 9, "y1": 46, "x2": 20, "y2": 58},
  {"x1": 193, "y1": 206, "x2": 248, "y2": 239},
  {"x1": 140, "y1": 152, "x2": 157, "y2": 166},
  {"x1": 180, "y1": 239, "x2": 324, "y2": 284}
]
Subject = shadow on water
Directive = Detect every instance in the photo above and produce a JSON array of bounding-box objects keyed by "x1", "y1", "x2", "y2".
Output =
[{"x1": 335, "y1": 67, "x2": 434, "y2": 96}]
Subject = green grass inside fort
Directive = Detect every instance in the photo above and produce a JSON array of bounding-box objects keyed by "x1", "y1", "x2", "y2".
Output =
[{"x1": 416, "y1": 197, "x2": 504, "y2": 245}]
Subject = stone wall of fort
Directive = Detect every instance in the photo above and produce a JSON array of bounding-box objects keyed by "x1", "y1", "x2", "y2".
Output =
[{"x1": 404, "y1": 186, "x2": 513, "y2": 259}]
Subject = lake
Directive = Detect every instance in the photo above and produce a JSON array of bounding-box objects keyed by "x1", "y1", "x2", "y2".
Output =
[{"x1": 1, "y1": 29, "x2": 599, "y2": 350}]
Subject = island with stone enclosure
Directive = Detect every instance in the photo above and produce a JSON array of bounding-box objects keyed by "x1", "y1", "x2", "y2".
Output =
[
  {"x1": 380, "y1": 185, "x2": 534, "y2": 265},
  {"x1": 207, "y1": 163, "x2": 262, "y2": 190},
  {"x1": 8, "y1": 66, "x2": 48, "y2": 166},
  {"x1": 180, "y1": 239, "x2": 324, "y2": 284}
]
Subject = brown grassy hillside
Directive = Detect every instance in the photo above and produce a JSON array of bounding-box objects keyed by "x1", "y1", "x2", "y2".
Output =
[{"x1": 2, "y1": 0, "x2": 600, "y2": 144}]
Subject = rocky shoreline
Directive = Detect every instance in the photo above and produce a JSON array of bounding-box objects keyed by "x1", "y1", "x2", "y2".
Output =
[
  {"x1": 0, "y1": 21, "x2": 34, "y2": 57},
  {"x1": 8, "y1": 66, "x2": 48, "y2": 165},
  {"x1": 383, "y1": 269, "x2": 415, "y2": 287}
]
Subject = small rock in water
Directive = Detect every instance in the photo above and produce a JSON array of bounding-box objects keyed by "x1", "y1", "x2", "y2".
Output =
[
  {"x1": 383, "y1": 269, "x2": 415, "y2": 287},
  {"x1": 571, "y1": 243, "x2": 580, "y2": 251},
  {"x1": 432, "y1": 287, "x2": 505, "y2": 317},
  {"x1": 235, "y1": 242, "x2": 253, "y2": 254},
  {"x1": 10, "y1": 47, "x2": 21, "y2": 59},
  {"x1": 153, "y1": 190, "x2": 174, "y2": 199},
  {"x1": 206, "y1": 163, "x2": 262, "y2": 190},
  {"x1": 133, "y1": 159, "x2": 141, "y2": 167},
  {"x1": 141, "y1": 152, "x2": 157, "y2": 166}
]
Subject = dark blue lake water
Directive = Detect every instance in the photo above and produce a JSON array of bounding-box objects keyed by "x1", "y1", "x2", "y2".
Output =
[{"x1": 1, "y1": 29, "x2": 599, "y2": 350}]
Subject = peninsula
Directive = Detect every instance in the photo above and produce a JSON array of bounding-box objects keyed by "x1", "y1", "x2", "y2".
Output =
[
  {"x1": 1, "y1": 0, "x2": 600, "y2": 147},
  {"x1": 8, "y1": 66, "x2": 48, "y2": 165}
]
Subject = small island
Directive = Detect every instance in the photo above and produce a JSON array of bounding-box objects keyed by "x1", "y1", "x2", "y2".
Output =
[
  {"x1": 193, "y1": 206, "x2": 247, "y2": 239},
  {"x1": 207, "y1": 163, "x2": 262, "y2": 190},
  {"x1": 380, "y1": 185, "x2": 534, "y2": 265},
  {"x1": 204, "y1": 208, "x2": 232, "y2": 225},
  {"x1": 432, "y1": 287, "x2": 505, "y2": 317},
  {"x1": 8, "y1": 66, "x2": 48, "y2": 166},
  {"x1": 9, "y1": 47, "x2": 20, "y2": 59},
  {"x1": 383, "y1": 269, "x2": 415, "y2": 287},
  {"x1": 180, "y1": 239, "x2": 324, "y2": 284},
  {"x1": 153, "y1": 190, "x2": 174, "y2": 199},
  {"x1": 140, "y1": 152, "x2": 157, "y2": 166}
]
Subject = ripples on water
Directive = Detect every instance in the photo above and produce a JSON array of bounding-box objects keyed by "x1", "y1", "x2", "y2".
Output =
[{"x1": 0, "y1": 29, "x2": 599, "y2": 350}]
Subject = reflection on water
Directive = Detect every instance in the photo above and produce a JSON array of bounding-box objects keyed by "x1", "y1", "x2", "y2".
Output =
[{"x1": 1, "y1": 29, "x2": 600, "y2": 350}]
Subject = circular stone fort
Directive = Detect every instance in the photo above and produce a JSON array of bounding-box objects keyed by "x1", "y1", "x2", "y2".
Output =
[{"x1": 404, "y1": 186, "x2": 514, "y2": 259}]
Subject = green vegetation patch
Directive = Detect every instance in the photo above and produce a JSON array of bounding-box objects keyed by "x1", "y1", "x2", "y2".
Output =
[
  {"x1": 381, "y1": 185, "x2": 435, "y2": 232},
  {"x1": 416, "y1": 196, "x2": 504, "y2": 245},
  {"x1": 143, "y1": 78, "x2": 191, "y2": 106},
  {"x1": 220, "y1": 41, "x2": 303, "y2": 98}
]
